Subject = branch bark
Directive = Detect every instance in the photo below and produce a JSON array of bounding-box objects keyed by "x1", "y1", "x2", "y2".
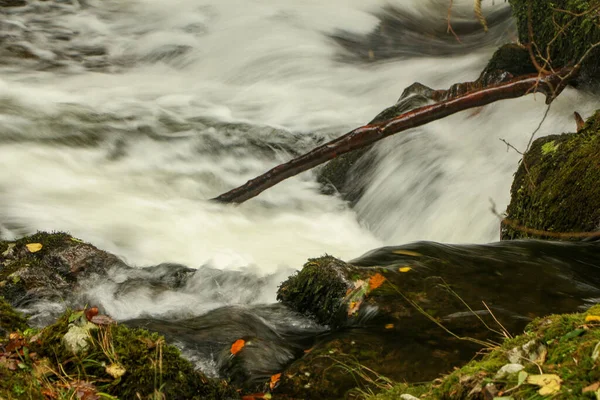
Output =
[{"x1": 212, "y1": 69, "x2": 571, "y2": 204}]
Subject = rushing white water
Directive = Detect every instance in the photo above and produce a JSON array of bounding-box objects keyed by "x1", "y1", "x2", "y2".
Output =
[{"x1": 1, "y1": 0, "x2": 599, "y2": 300}]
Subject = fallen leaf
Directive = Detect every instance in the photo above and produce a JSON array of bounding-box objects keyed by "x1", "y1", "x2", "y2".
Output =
[
  {"x1": 25, "y1": 243, "x2": 43, "y2": 253},
  {"x1": 90, "y1": 315, "x2": 116, "y2": 326},
  {"x1": 583, "y1": 382, "x2": 600, "y2": 393},
  {"x1": 593, "y1": 341, "x2": 600, "y2": 361},
  {"x1": 231, "y1": 339, "x2": 246, "y2": 355},
  {"x1": 347, "y1": 300, "x2": 362, "y2": 316},
  {"x1": 586, "y1": 315, "x2": 600, "y2": 322},
  {"x1": 105, "y1": 363, "x2": 126, "y2": 378},
  {"x1": 392, "y1": 249, "x2": 421, "y2": 257},
  {"x1": 71, "y1": 381, "x2": 99, "y2": 400},
  {"x1": 368, "y1": 273, "x2": 386, "y2": 291},
  {"x1": 518, "y1": 370, "x2": 528, "y2": 386},
  {"x1": 353, "y1": 280, "x2": 366, "y2": 290},
  {"x1": 399, "y1": 266, "x2": 412, "y2": 273},
  {"x1": 270, "y1": 373, "x2": 281, "y2": 390},
  {"x1": 85, "y1": 307, "x2": 99, "y2": 321},
  {"x1": 385, "y1": 324, "x2": 394, "y2": 329},
  {"x1": 526, "y1": 374, "x2": 562, "y2": 396}
]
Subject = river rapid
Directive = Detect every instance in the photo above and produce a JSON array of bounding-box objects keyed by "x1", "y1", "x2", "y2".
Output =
[{"x1": 2, "y1": 0, "x2": 600, "y2": 382}]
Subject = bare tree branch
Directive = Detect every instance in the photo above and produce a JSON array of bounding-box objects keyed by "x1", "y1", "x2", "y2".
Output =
[{"x1": 212, "y1": 68, "x2": 572, "y2": 204}]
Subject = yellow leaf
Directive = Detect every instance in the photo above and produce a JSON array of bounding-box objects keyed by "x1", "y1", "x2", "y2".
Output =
[
  {"x1": 526, "y1": 374, "x2": 562, "y2": 395},
  {"x1": 25, "y1": 243, "x2": 43, "y2": 253},
  {"x1": 269, "y1": 373, "x2": 281, "y2": 390},
  {"x1": 347, "y1": 300, "x2": 362, "y2": 316},
  {"x1": 368, "y1": 273, "x2": 386, "y2": 291},
  {"x1": 384, "y1": 324, "x2": 394, "y2": 329},
  {"x1": 399, "y1": 267, "x2": 412, "y2": 273},
  {"x1": 586, "y1": 315, "x2": 600, "y2": 322},
  {"x1": 105, "y1": 363, "x2": 126, "y2": 378},
  {"x1": 231, "y1": 339, "x2": 246, "y2": 355},
  {"x1": 392, "y1": 250, "x2": 421, "y2": 257}
]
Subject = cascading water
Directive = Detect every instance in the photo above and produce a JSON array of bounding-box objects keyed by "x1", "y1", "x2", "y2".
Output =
[{"x1": 2, "y1": 0, "x2": 600, "y2": 386}]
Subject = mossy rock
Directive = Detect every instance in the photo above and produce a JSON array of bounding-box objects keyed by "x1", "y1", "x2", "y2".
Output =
[
  {"x1": 0, "y1": 231, "x2": 123, "y2": 308},
  {"x1": 0, "y1": 309, "x2": 239, "y2": 399},
  {"x1": 501, "y1": 110, "x2": 600, "y2": 240},
  {"x1": 509, "y1": 0, "x2": 600, "y2": 86},
  {"x1": 370, "y1": 304, "x2": 600, "y2": 399}
]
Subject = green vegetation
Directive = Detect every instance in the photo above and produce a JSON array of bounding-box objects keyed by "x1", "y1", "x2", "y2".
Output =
[
  {"x1": 371, "y1": 305, "x2": 600, "y2": 399},
  {"x1": 0, "y1": 306, "x2": 238, "y2": 400}
]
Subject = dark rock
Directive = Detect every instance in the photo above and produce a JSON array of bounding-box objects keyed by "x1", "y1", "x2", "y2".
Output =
[
  {"x1": 0, "y1": 232, "x2": 125, "y2": 309},
  {"x1": 0, "y1": 0, "x2": 26, "y2": 7},
  {"x1": 502, "y1": 110, "x2": 600, "y2": 240}
]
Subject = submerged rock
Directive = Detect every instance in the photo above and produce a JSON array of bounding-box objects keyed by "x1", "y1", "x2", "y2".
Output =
[{"x1": 502, "y1": 111, "x2": 600, "y2": 240}]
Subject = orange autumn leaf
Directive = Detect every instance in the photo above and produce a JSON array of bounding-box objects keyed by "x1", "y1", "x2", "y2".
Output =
[
  {"x1": 368, "y1": 273, "x2": 386, "y2": 291},
  {"x1": 586, "y1": 315, "x2": 600, "y2": 322},
  {"x1": 231, "y1": 339, "x2": 246, "y2": 355},
  {"x1": 270, "y1": 373, "x2": 281, "y2": 390}
]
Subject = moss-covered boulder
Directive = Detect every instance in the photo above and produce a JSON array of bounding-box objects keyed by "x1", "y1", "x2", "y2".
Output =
[
  {"x1": 0, "y1": 308, "x2": 239, "y2": 399},
  {"x1": 501, "y1": 110, "x2": 600, "y2": 240},
  {"x1": 0, "y1": 232, "x2": 123, "y2": 310},
  {"x1": 509, "y1": 0, "x2": 600, "y2": 85},
  {"x1": 370, "y1": 304, "x2": 600, "y2": 399}
]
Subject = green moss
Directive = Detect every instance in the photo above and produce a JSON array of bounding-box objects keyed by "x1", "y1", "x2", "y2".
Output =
[
  {"x1": 502, "y1": 110, "x2": 600, "y2": 240},
  {"x1": 0, "y1": 309, "x2": 237, "y2": 400},
  {"x1": 508, "y1": 0, "x2": 600, "y2": 82},
  {"x1": 0, "y1": 296, "x2": 28, "y2": 339},
  {"x1": 277, "y1": 256, "x2": 351, "y2": 327},
  {"x1": 541, "y1": 140, "x2": 560, "y2": 155},
  {"x1": 370, "y1": 304, "x2": 600, "y2": 399},
  {"x1": 29, "y1": 311, "x2": 237, "y2": 399},
  {"x1": 0, "y1": 367, "x2": 44, "y2": 400}
]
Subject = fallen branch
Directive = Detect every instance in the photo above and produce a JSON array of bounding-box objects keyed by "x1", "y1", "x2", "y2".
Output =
[{"x1": 212, "y1": 69, "x2": 572, "y2": 204}]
